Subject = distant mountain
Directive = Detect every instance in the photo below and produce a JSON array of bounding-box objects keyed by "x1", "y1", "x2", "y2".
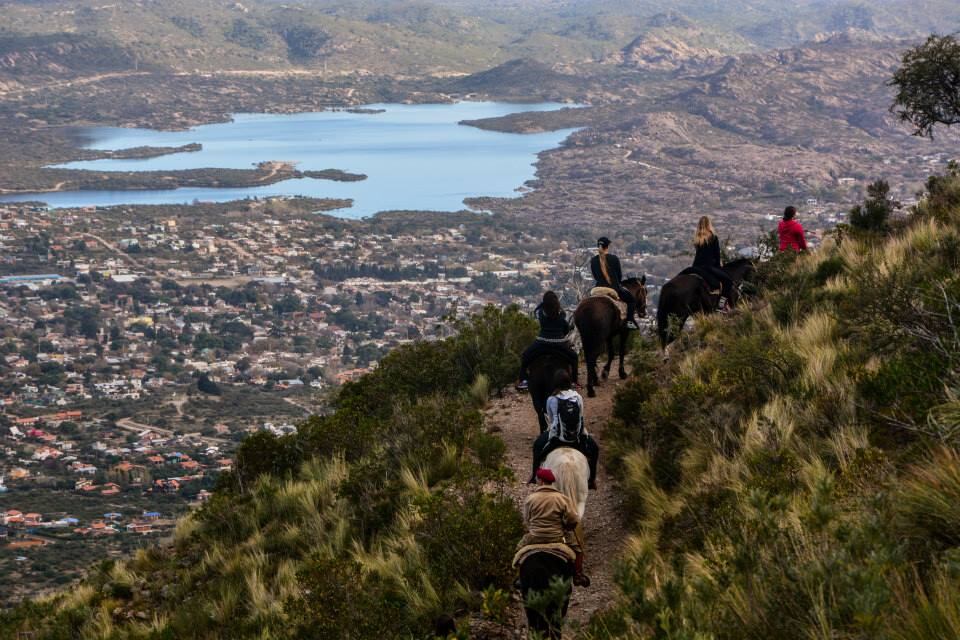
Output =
[
  {"x1": 0, "y1": 0, "x2": 957, "y2": 85},
  {"x1": 612, "y1": 12, "x2": 754, "y2": 72},
  {"x1": 446, "y1": 58, "x2": 585, "y2": 98}
]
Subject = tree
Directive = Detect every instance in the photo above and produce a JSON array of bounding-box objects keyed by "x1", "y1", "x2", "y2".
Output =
[
  {"x1": 890, "y1": 34, "x2": 960, "y2": 138},
  {"x1": 197, "y1": 374, "x2": 221, "y2": 396},
  {"x1": 849, "y1": 179, "x2": 898, "y2": 233}
]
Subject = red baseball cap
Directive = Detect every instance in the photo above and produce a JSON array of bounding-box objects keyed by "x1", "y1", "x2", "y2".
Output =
[{"x1": 536, "y1": 468, "x2": 556, "y2": 483}]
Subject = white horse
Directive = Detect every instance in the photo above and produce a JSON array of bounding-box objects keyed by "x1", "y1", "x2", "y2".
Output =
[{"x1": 543, "y1": 447, "x2": 589, "y2": 519}]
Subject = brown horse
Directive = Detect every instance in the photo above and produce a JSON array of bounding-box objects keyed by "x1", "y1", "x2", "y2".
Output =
[
  {"x1": 656, "y1": 259, "x2": 755, "y2": 348},
  {"x1": 573, "y1": 277, "x2": 647, "y2": 398}
]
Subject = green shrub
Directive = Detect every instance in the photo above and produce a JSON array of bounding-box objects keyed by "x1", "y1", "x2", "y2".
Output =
[
  {"x1": 414, "y1": 488, "x2": 524, "y2": 601},
  {"x1": 287, "y1": 558, "x2": 414, "y2": 639}
]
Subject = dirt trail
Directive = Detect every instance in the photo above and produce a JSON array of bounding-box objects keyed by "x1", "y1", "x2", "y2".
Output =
[{"x1": 487, "y1": 374, "x2": 628, "y2": 635}]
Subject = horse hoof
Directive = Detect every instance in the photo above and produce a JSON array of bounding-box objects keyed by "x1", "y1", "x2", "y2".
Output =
[
  {"x1": 619, "y1": 370, "x2": 628, "y2": 380},
  {"x1": 601, "y1": 371, "x2": 609, "y2": 380},
  {"x1": 587, "y1": 388, "x2": 597, "y2": 398}
]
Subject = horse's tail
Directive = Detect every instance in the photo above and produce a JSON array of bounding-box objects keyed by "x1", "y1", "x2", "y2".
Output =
[
  {"x1": 574, "y1": 301, "x2": 613, "y2": 358},
  {"x1": 544, "y1": 447, "x2": 589, "y2": 519}
]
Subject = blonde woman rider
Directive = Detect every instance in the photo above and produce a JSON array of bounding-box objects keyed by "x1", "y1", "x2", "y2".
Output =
[{"x1": 692, "y1": 216, "x2": 735, "y2": 309}]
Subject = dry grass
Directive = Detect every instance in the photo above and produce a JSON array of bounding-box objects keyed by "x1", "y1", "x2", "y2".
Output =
[
  {"x1": 888, "y1": 570, "x2": 960, "y2": 640},
  {"x1": 621, "y1": 450, "x2": 677, "y2": 533}
]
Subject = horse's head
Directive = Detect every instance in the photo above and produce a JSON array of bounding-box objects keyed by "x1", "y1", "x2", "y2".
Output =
[
  {"x1": 723, "y1": 258, "x2": 757, "y2": 283},
  {"x1": 621, "y1": 275, "x2": 647, "y2": 317}
]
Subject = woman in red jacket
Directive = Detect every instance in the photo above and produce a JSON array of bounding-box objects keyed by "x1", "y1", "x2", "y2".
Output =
[{"x1": 778, "y1": 206, "x2": 808, "y2": 252}]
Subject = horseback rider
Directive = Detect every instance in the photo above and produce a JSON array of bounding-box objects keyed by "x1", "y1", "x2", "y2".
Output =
[
  {"x1": 529, "y1": 370, "x2": 599, "y2": 490},
  {"x1": 518, "y1": 467, "x2": 590, "y2": 587},
  {"x1": 590, "y1": 237, "x2": 640, "y2": 330},
  {"x1": 692, "y1": 216, "x2": 736, "y2": 310},
  {"x1": 517, "y1": 291, "x2": 579, "y2": 391}
]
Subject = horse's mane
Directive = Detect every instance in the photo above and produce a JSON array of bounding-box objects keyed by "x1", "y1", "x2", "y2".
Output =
[
  {"x1": 622, "y1": 276, "x2": 646, "y2": 286},
  {"x1": 544, "y1": 448, "x2": 589, "y2": 519}
]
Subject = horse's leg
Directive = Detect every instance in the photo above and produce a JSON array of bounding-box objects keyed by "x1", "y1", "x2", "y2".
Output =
[
  {"x1": 536, "y1": 398, "x2": 548, "y2": 433},
  {"x1": 618, "y1": 329, "x2": 629, "y2": 379},
  {"x1": 602, "y1": 333, "x2": 614, "y2": 380},
  {"x1": 586, "y1": 347, "x2": 597, "y2": 398}
]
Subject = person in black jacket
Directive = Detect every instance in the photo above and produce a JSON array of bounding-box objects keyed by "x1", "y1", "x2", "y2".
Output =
[
  {"x1": 518, "y1": 291, "x2": 579, "y2": 389},
  {"x1": 590, "y1": 237, "x2": 639, "y2": 329},
  {"x1": 693, "y1": 216, "x2": 735, "y2": 308}
]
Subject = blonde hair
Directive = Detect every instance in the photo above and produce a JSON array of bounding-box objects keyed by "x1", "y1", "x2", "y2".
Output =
[{"x1": 694, "y1": 216, "x2": 716, "y2": 247}]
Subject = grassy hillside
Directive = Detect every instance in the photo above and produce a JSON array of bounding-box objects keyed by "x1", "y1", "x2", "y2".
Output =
[
  {"x1": 0, "y1": 307, "x2": 538, "y2": 639},
  {"x1": 590, "y1": 166, "x2": 960, "y2": 639}
]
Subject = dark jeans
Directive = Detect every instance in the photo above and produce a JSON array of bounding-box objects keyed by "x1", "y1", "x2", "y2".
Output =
[
  {"x1": 531, "y1": 431, "x2": 599, "y2": 486},
  {"x1": 704, "y1": 267, "x2": 735, "y2": 303},
  {"x1": 520, "y1": 340, "x2": 579, "y2": 383}
]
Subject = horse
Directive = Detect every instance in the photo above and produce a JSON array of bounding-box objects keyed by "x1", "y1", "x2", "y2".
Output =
[
  {"x1": 517, "y1": 552, "x2": 574, "y2": 639},
  {"x1": 656, "y1": 258, "x2": 756, "y2": 348},
  {"x1": 573, "y1": 277, "x2": 647, "y2": 398},
  {"x1": 519, "y1": 447, "x2": 590, "y2": 638},
  {"x1": 528, "y1": 351, "x2": 575, "y2": 433},
  {"x1": 544, "y1": 447, "x2": 589, "y2": 519}
]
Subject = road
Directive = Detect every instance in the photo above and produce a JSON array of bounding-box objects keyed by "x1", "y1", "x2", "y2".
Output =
[
  {"x1": 115, "y1": 417, "x2": 229, "y2": 447},
  {"x1": 82, "y1": 232, "x2": 149, "y2": 271},
  {"x1": 0, "y1": 71, "x2": 152, "y2": 98}
]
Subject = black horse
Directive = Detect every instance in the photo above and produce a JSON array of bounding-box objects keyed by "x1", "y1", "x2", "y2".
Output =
[
  {"x1": 656, "y1": 258, "x2": 755, "y2": 348},
  {"x1": 529, "y1": 351, "x2": 575, "y2": 433},
  {"x1": 573, "y1": 277, "x2": 647, "y2": 398},
  {"x1": 518, "y1": 552, "x2": 574, "y2": 639}
]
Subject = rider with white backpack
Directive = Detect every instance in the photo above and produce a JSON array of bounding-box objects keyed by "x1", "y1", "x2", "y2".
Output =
[{"x1": 529, "y1": 370, "x2": 600, "y2": 489}]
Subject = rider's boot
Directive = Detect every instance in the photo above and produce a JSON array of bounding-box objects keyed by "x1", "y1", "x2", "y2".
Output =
[
  {"x1": 625, "y1": 300, "x2": 641, "y2": 329},
  {"x1": 573, "y1": 552, "x2": 591, "y2": 587}
]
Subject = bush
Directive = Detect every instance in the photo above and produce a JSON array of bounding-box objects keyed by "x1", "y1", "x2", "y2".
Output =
[
  {"x1": 287, "y1": 558, "x2": 414, "y2": 639},
  {"x1": 414, "y1": 489, "x2": 524, "y2": 602},
  {"x1": 850, "y1": 179, "x2": 897, "y2": 233}
]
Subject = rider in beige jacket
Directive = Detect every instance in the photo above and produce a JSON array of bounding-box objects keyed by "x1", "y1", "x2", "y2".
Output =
[{"x1": 516, "y1": 468, "x2": 590, "y2": 586}]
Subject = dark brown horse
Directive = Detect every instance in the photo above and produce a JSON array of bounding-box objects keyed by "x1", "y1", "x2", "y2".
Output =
[
  {"x1": 656, "y1": 258, "x2": 755, "y2": 348},
  {"x1": 518, "y1": 552, "x2": 575, "y2": 639},
  {"x1": 573, "y1": 277, "x2": 647, "y2": 398},
  {"x1": 528, "y1": 351, "x2": 575, "y2": 433}
]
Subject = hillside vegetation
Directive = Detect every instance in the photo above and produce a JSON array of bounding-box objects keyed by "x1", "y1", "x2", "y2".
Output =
[
  {"x1": 0, "y1": 307, "x2": 538, "y2": 638},
  {"x1": 589, "y1": 166, "x2": 960, "y2": 639}
]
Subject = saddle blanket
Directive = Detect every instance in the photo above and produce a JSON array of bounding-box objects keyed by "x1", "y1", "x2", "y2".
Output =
[
  {"x1": 513, "y1": 542, "x2": 577, "y2": 568},
  {"x1": 587, "y1": 287, "x2": 628, "y2": 323}
]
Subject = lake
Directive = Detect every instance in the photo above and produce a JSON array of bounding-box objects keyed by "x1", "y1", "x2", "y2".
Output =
[{"x1": 0, "y1": 102, "x2": 579, "y2": 217}]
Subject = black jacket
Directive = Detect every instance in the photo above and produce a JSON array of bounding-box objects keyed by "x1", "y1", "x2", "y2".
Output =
[
  {"x1": 535, "y1": 305, "x2": 573, "y2": 340},
  {"x1": 693, "y1": 235, "x2": 721, "y2": 269},
  {"x1": 590, "y1": 254, "x2": 623, "y2": 289}
]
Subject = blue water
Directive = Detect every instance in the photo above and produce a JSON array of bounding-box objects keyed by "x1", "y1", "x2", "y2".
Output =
[{"x1": 0, "y1": 102, "x2": 580, "y2": 217}]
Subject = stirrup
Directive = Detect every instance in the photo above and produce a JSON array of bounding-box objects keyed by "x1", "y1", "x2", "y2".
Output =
[{"x1": 626, "y1": 320, "x2": 639, "y2": 330}]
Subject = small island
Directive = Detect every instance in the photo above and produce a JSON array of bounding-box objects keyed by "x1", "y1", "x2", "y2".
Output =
[{"x1": 103, "y1": 143, "x2": 204, "y2": 160}]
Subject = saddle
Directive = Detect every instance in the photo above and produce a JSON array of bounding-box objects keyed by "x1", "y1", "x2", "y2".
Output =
[
  {"x1": 513, "y1": 542, "x2": 577, "y2": 568},
  {"x1": 678, "y1": 267, "x2": 722, "y2": 296},
  {"x1": 587, "y1": 287, "x2": 628, "y2": 323}
]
